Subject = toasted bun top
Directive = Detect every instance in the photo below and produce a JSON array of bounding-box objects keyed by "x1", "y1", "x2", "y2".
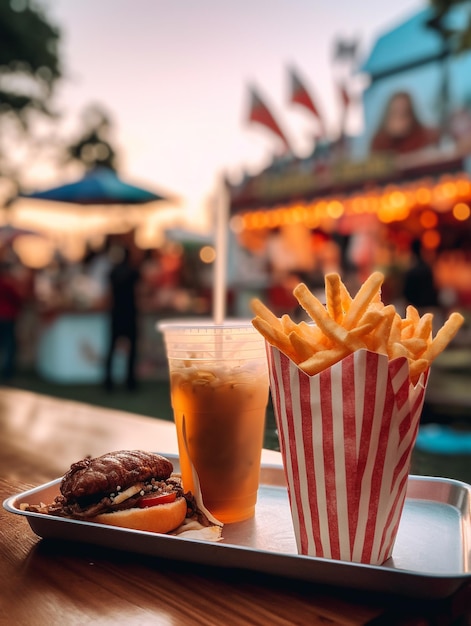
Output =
[
  {"x1": 60, "y1": 450, "x2": 173, "y2": 502},
  {"x1": 92, "y1": 495, "x2": 187, "y2": 534}
]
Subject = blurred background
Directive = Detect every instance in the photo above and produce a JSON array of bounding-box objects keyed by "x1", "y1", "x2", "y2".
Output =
[{"x1": 1, "y1": 0, "x2": 470, "y2": 481}]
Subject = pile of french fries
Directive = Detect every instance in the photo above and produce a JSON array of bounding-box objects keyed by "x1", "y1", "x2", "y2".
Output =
[{"x1": 251, "y1": 271, "x2": 464, "y2": 384}]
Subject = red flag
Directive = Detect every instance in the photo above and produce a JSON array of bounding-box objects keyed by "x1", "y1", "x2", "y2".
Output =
[
  {"x1": 289, "y1": 67, "x2": 324, "y2": 125},
  {"x1": 247, "y1": 85, "x2": 291, "y2": 151},
  {"x1": 339, "y1": 83, "x2": 350, "y2": 110}
]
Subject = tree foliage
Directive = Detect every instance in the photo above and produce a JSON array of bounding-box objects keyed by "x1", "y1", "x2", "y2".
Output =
[
  {"x1": 0, "y1": 1, "x2": 121, "y2": 199},
  {"x1": 64, "y1": 104, "x2": 119, "y2": 172},
  {"x1": 0, "y1": 0, "x2": 61, "y2": 124},
  {"x1": 0, "y1": 0, "x2": 61, "y2": 197}
]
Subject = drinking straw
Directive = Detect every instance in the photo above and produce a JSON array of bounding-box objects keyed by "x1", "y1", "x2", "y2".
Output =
[{"x1": 213, "y1": 178, "x2": 229, "y2": 325}]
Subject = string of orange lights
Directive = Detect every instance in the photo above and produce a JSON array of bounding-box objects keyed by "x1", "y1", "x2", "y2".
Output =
[{"x1": 231, "y1": 173, "x2": 471, "y2": 251}]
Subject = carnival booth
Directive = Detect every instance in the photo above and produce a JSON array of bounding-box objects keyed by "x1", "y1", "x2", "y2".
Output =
[
  {"x1": 229, "y1": 4, "x2": 471, "y2": 313},
  {"x1": 4, "y1": 167, "x2": 182, "y2": 383}
]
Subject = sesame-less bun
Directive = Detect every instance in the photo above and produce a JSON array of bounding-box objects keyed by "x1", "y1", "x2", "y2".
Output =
[{"x1": 91, "y1": 496, "x2": 187, "y2": 534}]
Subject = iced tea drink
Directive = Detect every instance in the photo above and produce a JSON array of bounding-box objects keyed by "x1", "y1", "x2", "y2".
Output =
[{"x1": 159, "y1": 321, "x2": 269, "y2": 524}]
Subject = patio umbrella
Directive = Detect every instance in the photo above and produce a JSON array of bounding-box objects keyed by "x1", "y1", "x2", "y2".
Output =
[{"x1": 20, "y1": 167, "x2": 167, "y2": 205}]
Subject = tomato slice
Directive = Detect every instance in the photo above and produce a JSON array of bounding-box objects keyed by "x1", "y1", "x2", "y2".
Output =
[{"x1": 137, "y1": 491, "x2": 177, "y2": 508}]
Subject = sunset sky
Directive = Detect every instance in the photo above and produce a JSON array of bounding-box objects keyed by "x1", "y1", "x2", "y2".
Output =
[{"x1": 39, "y1": 0, "x2": 422, "y2": 231}]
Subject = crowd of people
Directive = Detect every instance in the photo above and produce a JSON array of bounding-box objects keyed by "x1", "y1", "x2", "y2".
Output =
[
  {"x1": 0, "y1": 235, "x2": 179, "y2": 388},
  {"x1": 0, "y1": 243, "x2": 32, "y2": 381},
  {"x1": 0, "y1": 231, "x2": 218, "y2": 388},
  {"x1": 0, "y1": 229, "x2": 468, "y2": 388}
]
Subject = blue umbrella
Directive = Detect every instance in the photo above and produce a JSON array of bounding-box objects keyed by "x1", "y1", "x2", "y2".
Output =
[{"x1": 20, "y1": 167, "x2": 167, "y2": 205}]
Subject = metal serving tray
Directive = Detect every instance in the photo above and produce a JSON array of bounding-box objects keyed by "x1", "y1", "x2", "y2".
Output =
[{"x1": 4, "y1": 456, "x2": 470, "y2": 600}]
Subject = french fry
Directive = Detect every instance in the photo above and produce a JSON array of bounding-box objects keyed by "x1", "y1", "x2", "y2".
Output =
[
  {"x1": 293, "y1": 283, "x2": 325, "y2": 318},
  {"x1": 391, "y1": 342, "x2": 409, "y2": 359},
  {"x1": 400, "y1": 318, "x2": 415, "y2": 340},
  {"x1": 367, "y1": 304, "x2": 396, "y2": 354},
  {"x1": 325, "y1": 273, "x2": 344, "y2": 324},
  {"x1": 367, "y1": 300, "x2": 385, "y2": 312},
  {"x1": 293, "y1": 283, "x2": 364, "y2": 351},
  {"x1": 339, "y1": 280, "x2": 353, "y2": 314},
  {"x1": 296, "y1": 321, "x2": 328, "y2": 345},
  {"x1": 289, "y1": 331, "x2": 316, "y2": 362},
  {"x1": 415, "y1": 313, "x2": 433, "y2": 343},
  {"x1": 281, "y1": 314, "x2": 298, "y2": 335},
  {"x1": 250, "y1": 271, "x2": 464, "y2": 384},
  {"x1": 386, "y1": 313, "x2": 403, "y2": 358},
  {"x1": 350, "y1": 322, "x2": 377, "y2": 341},
  {"x1": 250, "y1": 298, "x2": 282, "y2": 330},
  {"x1": 251, "y1": 315, "x2": 298, "y2": 362},
  {"x1": 406, "y1": 305, "x2": 420, "y2": 325},
  {"x1": 299, "y1": 346, "x2": 349, "y2": 377},
  {"x1": 343, "y1": 272, "x2": 384, "y2": 329},
  {"x1": 421, "y1": 312, "x2": 464, "y2": 363},
  {"x1": 408, "y1": 358, "x2": 430, "y2": 384},
  {"x1": 358, "y1": 309, "x2": 384, "y2": 328},
  {"x1": 296, "y1": 320, "x2": 318, "y2": 337},
  {"x1": 401, "y1": 338, "x2": 428, "y2": 358}
]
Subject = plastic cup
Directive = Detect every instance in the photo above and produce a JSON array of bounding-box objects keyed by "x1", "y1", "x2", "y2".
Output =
[{"x1": 158, "y1": 319, "x2": 269, "y2": 524}]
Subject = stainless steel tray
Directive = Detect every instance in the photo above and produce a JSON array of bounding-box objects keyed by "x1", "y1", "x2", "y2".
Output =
[{"x1": 4, "y1": 456, "x2": 470, "y2": 600}]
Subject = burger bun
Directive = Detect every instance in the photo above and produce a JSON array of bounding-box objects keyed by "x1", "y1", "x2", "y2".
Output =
[{"x1": 91, "y1": 496, "x2": 187, "y2": 534}]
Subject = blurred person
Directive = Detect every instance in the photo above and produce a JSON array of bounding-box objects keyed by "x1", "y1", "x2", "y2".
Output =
[
  {"x1": 104, "y1": 245, "x2": 141, "y2": 391},
  {"x1": 0, "y1": 247, "x2": 29, "y2": 381},
  {"x1": 267, "y1": 271, "x2": 302, "y2": 319},
  {"x1": 81, "y1": 237, "x2": 113, "y2": 306},
  {"x1": 371, "y1": 91, "x2": 440, "y2": 155},
  {"x1": 403, "y1": 239, "x2": 439, "y2": 311},
  {"x1": 378, "y1": 242, "x2": 406, "y2": 308},
  {"x1": 139, "y1": 248, "x2": 162, "y2": 311}
]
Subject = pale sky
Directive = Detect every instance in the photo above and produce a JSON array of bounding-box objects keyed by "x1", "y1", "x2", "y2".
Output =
[{"x1": 37, "y1": 0, "x2": 423, "y2": 230}]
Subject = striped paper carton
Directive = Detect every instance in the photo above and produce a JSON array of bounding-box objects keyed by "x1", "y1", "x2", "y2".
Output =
[{"x1": 267, "y1": 346, "x2": 429, "y2": 565}]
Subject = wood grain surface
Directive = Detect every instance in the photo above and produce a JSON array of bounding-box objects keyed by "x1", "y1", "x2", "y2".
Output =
[{"x1": 1, "y1": 387, "x2": 469, "y2": 625}]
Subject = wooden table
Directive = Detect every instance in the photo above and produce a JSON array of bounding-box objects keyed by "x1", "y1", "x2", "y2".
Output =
[{"x1": 1, "y1": 387, "x2": 469, "y2": 625}]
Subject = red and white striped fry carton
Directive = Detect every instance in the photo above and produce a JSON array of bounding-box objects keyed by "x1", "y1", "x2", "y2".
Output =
[{"x1": 267, "y1": 345, "x2": 429, "y2": 565}]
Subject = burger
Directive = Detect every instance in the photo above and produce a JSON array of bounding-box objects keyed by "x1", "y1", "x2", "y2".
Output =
[{"x1": 22, "y1": 450, "x2": 213, "y2": 535}]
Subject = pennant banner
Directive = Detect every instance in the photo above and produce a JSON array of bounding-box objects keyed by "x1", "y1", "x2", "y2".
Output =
[
  {"x1": 288, "y1": 66, "x2": 324, "y2": 134},
  {"x1": 339, "y1": 83, "x2": 350, "y2": 110},
  {"x1": 247, "y1": 85, "x2": 291, "y2": 151}
]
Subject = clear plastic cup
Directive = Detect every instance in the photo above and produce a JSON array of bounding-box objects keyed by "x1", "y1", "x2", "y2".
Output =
[{"x1": 158, "y1": 319, "x2": 269, "y2": 524}]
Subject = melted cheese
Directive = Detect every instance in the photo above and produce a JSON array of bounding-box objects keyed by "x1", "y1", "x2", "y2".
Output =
[{"x1": 111, "y1": 482, "x2": 144, "y2": 505}]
